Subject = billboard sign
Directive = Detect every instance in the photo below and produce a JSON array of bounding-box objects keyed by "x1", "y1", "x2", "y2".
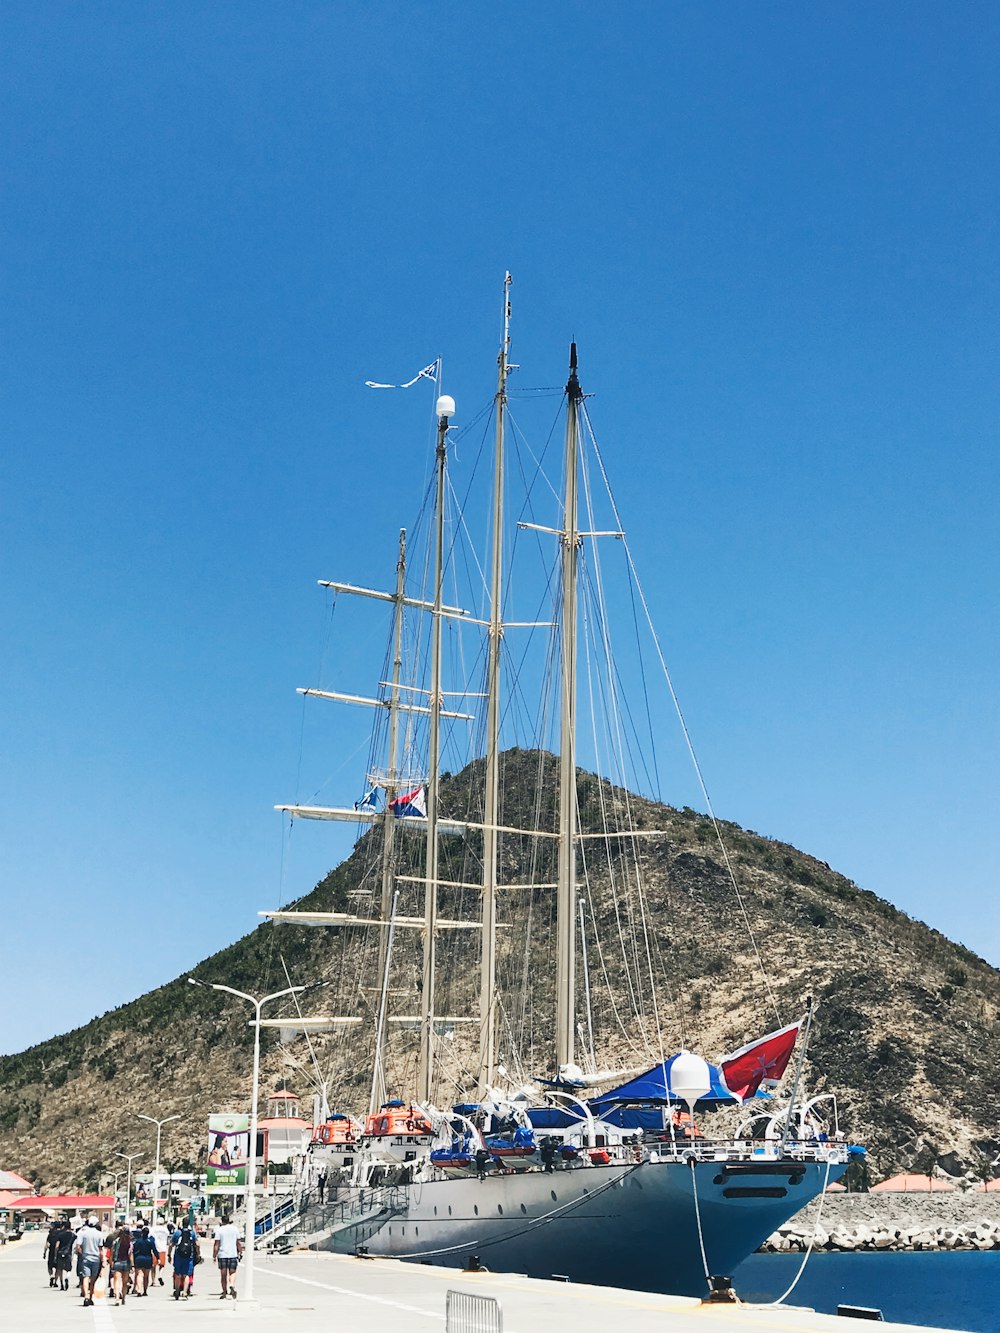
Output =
[{"x1": 205, "y1": 1113, "x2": 250, "y2": 1193}]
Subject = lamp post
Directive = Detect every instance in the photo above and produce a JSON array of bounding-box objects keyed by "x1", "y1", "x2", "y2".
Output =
[
  {"x1": 114, "y1": 1152, "x2": 144, "y2": 1222},
  {"x1": 136, "y1": 1113, "x2": 180, "y2": 1223},
  {"x1": 108, "y1": 1170, "x2": 122, "y2": 1215},
  {"x1": 188, "y1": 976, "x2": 309, "y2": 1303}
]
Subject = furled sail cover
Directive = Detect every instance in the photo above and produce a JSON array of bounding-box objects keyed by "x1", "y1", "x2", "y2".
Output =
[{"x1": 589, "y1": 1053, "x2": 740, "y2": 1115}]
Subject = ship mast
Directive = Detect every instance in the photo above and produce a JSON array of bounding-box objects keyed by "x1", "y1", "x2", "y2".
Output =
[
  {"x1": 369, "y1": 529, "x2": 407, "y2": 1116},
  {"x1": 555, "y1": 344, "x2": 583, "y2": 1072},
  {"x1": 478, "y1": 272, "x2": 513, "y2": 1096},
  {"x1": 417, "y1": 392, "x2": 455, "y2": 1102}
]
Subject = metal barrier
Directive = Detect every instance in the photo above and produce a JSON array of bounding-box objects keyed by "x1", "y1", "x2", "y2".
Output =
[{"x1": 446, "y1": 1289, "x2": 503, "y2": 1333}]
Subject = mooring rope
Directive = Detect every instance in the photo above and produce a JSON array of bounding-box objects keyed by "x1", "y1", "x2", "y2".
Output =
[
  {"x1": 768, "y1": 1157, "x2": 834, "y2": 1306},
  {"x1": 687, "y1": 1156, "x2": 713, "y2": 1293}
]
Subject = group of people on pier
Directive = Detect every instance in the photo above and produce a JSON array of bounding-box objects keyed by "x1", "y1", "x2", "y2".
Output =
[{"x1": 43, "y1": 1211, "x2": 244, "y2": 1306}]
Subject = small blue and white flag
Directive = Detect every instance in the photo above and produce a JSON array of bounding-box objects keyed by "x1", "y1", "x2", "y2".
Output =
[
  {"x1": 389, "y1": 786, "x2": 427, "y2": 819},
  {"x1": 354, "y1": 787, "x2": 380, "y2": 813},
  {"x1": 365, "y1": 360, "x2": 439, "y2": 390}
]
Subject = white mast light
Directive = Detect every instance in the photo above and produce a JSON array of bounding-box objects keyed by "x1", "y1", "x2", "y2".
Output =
[{"x1": 436, "y1": 394, "x2": 456, "y2": 418}]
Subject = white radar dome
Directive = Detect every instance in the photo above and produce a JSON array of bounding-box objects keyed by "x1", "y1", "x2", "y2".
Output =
[{"x1": 668, "y1": 1049, "x2": 712, "y2": 1110}]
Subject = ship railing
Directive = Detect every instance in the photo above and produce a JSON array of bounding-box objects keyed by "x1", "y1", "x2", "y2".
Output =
[
  {"x1": 641, "y1": 1136, "x2": 847, "y2": 1165},
  {"x1": 311, "y1": 1183, "x2": 410, "y2": 1230}
]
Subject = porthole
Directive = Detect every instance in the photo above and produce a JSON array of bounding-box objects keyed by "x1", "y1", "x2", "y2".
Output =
[
  {"x1": 433, "y1": 1206, "x2": 437, "y2": 1216},
  {"x1": 519, "y1": 1204, "x2": 527, "y2": 1215},
  {"x1": 550, "y1": 1190, "x2": 557, "y2": 1201},
  {"x1": 473, "y1": 1205, "x2": 479, "y2": 1216},
  {"x1": 448, "y1": 1205, "x2": 452, "y2": 1216},
  {"x1": 497, "y1": 1205, "x2": 503, "y2": 1215}
]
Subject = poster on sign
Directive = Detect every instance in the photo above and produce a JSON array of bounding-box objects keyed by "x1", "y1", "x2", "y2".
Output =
[{"x1": 205, "y1": 1113, "x2": 250, "y2": 1192}]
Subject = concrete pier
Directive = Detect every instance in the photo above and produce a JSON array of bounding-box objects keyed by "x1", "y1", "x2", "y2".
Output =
[{"x1": 0, "y1": 1233, "x2": 961, "y2": 1333}]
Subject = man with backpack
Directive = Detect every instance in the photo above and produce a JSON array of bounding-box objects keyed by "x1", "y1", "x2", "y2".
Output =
[
  {"x1": 168, "y1": 1221, "x2": 200, "y2": 1300},
  {"x1": 53, "y1": 1217, "x2": 77, "y2": 1292}
]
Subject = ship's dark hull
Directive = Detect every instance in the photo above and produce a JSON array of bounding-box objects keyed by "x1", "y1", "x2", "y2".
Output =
[{"x1": 315, "y1": 1153, "x2": 845, "y2": 1297}]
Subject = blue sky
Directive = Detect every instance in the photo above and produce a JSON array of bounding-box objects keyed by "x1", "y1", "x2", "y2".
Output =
[{"x1": 2, "y1": 2, "x2": 997, "y2": 1055}]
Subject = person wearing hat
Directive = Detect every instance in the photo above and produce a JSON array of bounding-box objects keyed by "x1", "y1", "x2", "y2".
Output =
[{"x1": 73, "y1": 1217, "x2": 104, "y2": 1307}]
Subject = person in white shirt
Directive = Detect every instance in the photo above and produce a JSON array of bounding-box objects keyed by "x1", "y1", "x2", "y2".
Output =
[
  {"x1": 212, "y1": 1214, "x2": 243, "y2": 1299},
  {"x1": 73, "y1": 1219, "x2": 104, "y2": 1307},
  {"x1": 150, "y1": 1220, "x2": 170, "y2": 1286}
]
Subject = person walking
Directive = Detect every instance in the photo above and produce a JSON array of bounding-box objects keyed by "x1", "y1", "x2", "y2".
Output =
[
  {"x1": 212, "y1": 1213, "x2": 243, "y2": 1299},
  {"x1": 168, "y1": 1220, "x2": 199, "y2": 1300},
  {"x1": 53, "y1": 1217, "x2": 76, "y2": 1292},
  {"x1": 131, "y1": 1225, "x2": 157, "y2": 1295},
  {"x1": 150, "y1": 1217, "x2": 170, "y2": 1285},
  {"x1": 73, "y1": 1217, "x2": 104, "y2": 1308},
  {"x1": 44, "y1": 1220, "x2": 60, "y2": 1288},
  {"x1": 109, "y1": 1222, "x2": 133, "y2": 1306}
]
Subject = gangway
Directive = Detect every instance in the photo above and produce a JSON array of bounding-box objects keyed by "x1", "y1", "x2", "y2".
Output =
[{"x1": 254, "y1": 1195, "x2": 297, "y2": 1244}]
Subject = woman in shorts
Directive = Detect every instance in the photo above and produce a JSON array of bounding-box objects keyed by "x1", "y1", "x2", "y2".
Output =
[
  {"x1": 131, "y1": 1226, "x2": 156, "y2": 1295},
  {"x1": 110, "y1": 1225, "x2": 132, "y2": 1306}
]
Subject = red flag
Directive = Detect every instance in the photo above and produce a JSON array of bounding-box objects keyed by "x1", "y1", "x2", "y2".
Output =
[{"x1": 720, "y1": 1019, "x2": 801, "y2": 1101}]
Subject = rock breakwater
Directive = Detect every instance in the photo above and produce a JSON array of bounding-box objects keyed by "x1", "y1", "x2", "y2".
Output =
[{"x1": 763, "y1": 1190, "x2": 1000, "y2": 1253}]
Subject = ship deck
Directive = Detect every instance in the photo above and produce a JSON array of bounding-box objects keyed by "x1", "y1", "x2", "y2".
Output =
[{"x1": 0, "y1": 1232, "x2": 959, "y2": 1332}]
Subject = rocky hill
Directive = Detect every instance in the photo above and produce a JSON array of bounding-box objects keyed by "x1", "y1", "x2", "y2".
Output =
[{"x1": 2, "y1": 749, "x2": 998, "y2": 1193}]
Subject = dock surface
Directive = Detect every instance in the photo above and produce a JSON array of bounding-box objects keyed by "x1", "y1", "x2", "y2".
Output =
[{"x1": 0, "y1": 1234, "x2": 960, "y2": 1332}]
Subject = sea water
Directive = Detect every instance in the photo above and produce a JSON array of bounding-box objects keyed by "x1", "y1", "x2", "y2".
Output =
[{"x1": 733, "y1": 1250, "x2": 1000, "y2": 1332}]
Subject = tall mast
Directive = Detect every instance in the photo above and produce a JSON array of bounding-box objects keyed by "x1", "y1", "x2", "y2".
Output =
[
  {"x1": 555, "y1": 344, "x2": 582, "y2": 1072},
  {"x1": 370, "y1": 529, "x2": 407, "y2": 1116},
  {"x1": 369, "y1": 890, "x2": 400, "y2": 1117},
  {"x1": 478, "y1": 272, "x2": 512, "y2": 1095},
  {"x1": 417, "y1": 392, "x2": 455, "y2": 1102}
]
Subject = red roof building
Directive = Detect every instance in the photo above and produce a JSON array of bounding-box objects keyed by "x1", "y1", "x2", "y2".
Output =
[
  {"x1": 259, "y1": 1088, "x2": 311, "y2": 1165},
  {"x1": 0, "y1": 1170, "x2": 33, "y2": 1211},
  {"x1": 871, "y1": 1174, "x2": 955, "y2": 1192},
  {"x1": 6, "y1": 1194, "x2": 116, "y2": 1225}
]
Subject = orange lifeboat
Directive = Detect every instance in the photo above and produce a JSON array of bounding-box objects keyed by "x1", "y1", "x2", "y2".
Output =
[
  {"x1": 311, "y1": 1114, "x2": 359, "y2": 1147},
  {"x1": 364, "y1": 1102, "x2": 434, "y2": 1137}
]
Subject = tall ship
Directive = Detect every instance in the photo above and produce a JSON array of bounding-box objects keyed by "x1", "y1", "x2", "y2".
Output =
[{"x1": 260, "y1": 276, "x2": 860, "y2": 1297}]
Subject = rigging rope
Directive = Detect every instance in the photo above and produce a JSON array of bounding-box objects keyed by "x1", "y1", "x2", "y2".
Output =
[{"x1": 582, "y1": 403, "x2": 782, "y2": 1022}]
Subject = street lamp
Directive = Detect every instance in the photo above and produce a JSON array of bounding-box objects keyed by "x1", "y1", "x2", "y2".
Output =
[
  {"x1": 107, "y1": 1170, "x2": 122, "y2": 1213},
  {"x1": 188, "y1": 976, "x2": 311, "y2": 1303},
  {"x1": 136, "y1": 1112, "x2": 181, "y2": 1223},
  {"x1": 114, "y1": 1152, "x2": 144, "y2": 1221}
]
